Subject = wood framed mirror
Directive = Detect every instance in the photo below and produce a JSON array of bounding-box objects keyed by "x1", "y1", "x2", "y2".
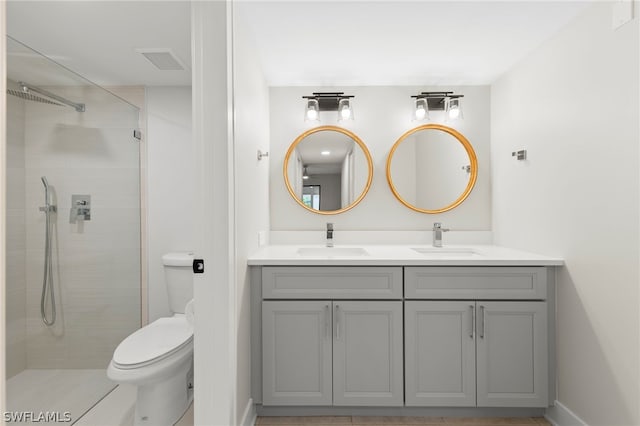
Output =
[
  {"x1": 386, "y1": 124, "x2": 478, "y2": 214},
  {"x1": 283, "y1": 126, "x2": 373, "y2": 215}
]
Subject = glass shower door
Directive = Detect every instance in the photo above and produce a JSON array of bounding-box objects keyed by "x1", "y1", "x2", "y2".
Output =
[{"x1": 5, "y1": 36, "x2": 141, "y2": 424}]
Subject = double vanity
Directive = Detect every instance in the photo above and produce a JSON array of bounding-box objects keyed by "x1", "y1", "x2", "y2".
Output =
[
  {"x1": 254, "y1": 121, "x2": 562, "y2": 416},
  {"x1": 248, "y1": 244, "x2": 562, "y2": 417}
]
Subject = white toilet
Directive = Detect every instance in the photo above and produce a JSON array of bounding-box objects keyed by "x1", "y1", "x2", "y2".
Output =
[{"x1": 108, "y1": 252, "x2": 195, "y2": 426}]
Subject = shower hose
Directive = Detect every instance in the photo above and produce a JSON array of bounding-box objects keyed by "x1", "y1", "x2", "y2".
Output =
[{"x1": 40, "y1": 177, "x2": 56, "y2": 326}]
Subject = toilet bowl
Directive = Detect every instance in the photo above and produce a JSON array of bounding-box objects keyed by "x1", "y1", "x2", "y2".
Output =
[{"x1": 108, "y1": 253, "x2": 194, "y2": 426}]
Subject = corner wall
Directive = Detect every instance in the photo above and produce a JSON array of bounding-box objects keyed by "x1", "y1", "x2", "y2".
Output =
[
  {"x1": 145, "y1": 86, "x2": 194, "y2": 321},
  {"x1": 233, "y1": 6, "x2": 271, "y2": 423},
  {"x1": 491, "y1": 3, "x2": 639, "y2": 424}
]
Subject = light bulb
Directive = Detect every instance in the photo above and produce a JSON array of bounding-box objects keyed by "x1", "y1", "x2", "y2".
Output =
[
  {"x1": 448, "y1": 107, "x2": 460, "y2": 119},
  {"x1": 306, "y1": 108, "x2": 318, "y2": 121},
  {"x1": 321, "y1": 151, "x2": 331, "y2": 156},
  {"x1": 302, "y1": 174, "x2": 309, "y2": 180},
  {"x1": 413, "y1": 98, "x2": 429, "y2": 121},
  {"x1": 337, "y1": 98, "x2": 353, "y2": 121},
  {"x1": 340, "y1": 105, "x2": 351, "y2": 120}
]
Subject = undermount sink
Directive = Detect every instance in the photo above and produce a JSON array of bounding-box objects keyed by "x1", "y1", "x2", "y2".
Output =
[
  {"x1": 297, "y1": 247, "x2": 369, "y2": 257},
  {"x1": 411, "y1": 247, "x2": 480, "y2": 257}
]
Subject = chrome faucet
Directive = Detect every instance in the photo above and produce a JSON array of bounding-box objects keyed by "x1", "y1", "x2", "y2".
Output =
[
  {"x1": 326, "y1": 223, "x2": 334, "y2": 247},
  {"x1": 432, "y1": 222, "x2": 450, "y2": 247}
]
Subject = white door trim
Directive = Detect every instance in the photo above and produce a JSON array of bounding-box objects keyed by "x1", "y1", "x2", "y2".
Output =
[{"x1": 191, "y1": 1, "x2": 237, "y2": 425}]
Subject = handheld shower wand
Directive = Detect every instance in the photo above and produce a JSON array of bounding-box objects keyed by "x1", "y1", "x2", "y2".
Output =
[{"x1": 39, "y1": 176, "x2": 57, "y2": 326}]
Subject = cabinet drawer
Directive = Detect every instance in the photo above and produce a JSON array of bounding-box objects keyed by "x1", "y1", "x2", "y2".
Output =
[
  {"x1": 262, "y1": 266, "x2": 402, "y2": 299},
  {"x1": 405, "y1": 267, "x2": 547, "y2": 300}
]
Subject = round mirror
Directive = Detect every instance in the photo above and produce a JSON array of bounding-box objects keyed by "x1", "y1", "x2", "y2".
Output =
[
  {"x1": 386, "y1": 124, "x2": 478, "y2": 214},
  {"x1": 284, "y1": 126, "x2": 373, "y2": 215}
]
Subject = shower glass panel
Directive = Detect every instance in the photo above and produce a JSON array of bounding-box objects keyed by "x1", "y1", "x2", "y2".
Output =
[{"x1": 5, "y1": 36, "x2": 141, "y2": 423}]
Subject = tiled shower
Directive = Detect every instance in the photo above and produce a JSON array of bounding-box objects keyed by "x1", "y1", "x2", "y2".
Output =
[{"x1": 5, "y1": 37, "x2": 142, "y2": 423}]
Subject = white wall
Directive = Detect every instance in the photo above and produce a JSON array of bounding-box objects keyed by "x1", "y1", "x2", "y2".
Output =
[
  {"x1": 1, "y1": 2, "x2": 6, "y2": 411},
  {"x1": 145, "y1": 86, "x2": 194, "y2": 321},
  {"x1": 491, "y1": 3, "x2": 639, "y2": 425},
  {"x1": 233, "y1": 6, "x2": 271, "y2": 423},
  {"x1": 269, "y1": 86, "x2": 491, "y2": 233}
]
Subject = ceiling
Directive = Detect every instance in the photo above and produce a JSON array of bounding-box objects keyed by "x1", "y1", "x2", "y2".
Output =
[{"x1": 6, "y1": 1, "x2": 592, "y2": 87}]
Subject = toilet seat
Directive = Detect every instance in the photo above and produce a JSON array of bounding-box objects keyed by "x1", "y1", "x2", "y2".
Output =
[{"x1": 113, "y1": 316, "x2": 193, "y2": 369}]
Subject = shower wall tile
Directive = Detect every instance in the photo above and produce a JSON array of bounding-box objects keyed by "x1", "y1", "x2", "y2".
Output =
[
  {"x1": 25, "y1": 207, "x2": 141, "y2": 252},
  {"x1": 24, "y1": 126, "x2": 139, "y2": 170},
  {"x1": 22, "y1": 85, "x2": 142, "y2": 369},
  {"x1": 26, "y1": 291, "x2": 140, "y2": 368},
  {"x1": 24, "y1": 168, "x2": 140, "y2": 210},
  {"x1": 6, "y1": 92, "x2": 27, "y2": 378},
  {"x1": 6, "y1": 168, "x2": 25, "y2": 210},
  {"x1": 7, "y1": 91, "x2": 26, "y2": 167},
  {"x1": 6, "y1": 210, "x2": 26, "y2": 251}
]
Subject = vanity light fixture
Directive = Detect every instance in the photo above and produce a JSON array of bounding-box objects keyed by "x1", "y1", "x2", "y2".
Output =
[
  {"x1": 411, "y1": 92, "x2": 464, "y2": 122},
  {"x1": 302, "y1": 92, "x2": 355, "y2": 122}
]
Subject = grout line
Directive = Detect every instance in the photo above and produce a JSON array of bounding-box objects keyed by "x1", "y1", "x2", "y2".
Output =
[{"x1": 70, "y1": 384, "x2": 119, "y2": 425}]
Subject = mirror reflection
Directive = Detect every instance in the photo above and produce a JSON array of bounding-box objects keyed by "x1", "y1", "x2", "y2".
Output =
[
  {"x1": 386, "y1": 124, "x2": 477, "y2": 213},
  {"x1": 284, "y1": 126, "x2": 373, "y2": 214}
]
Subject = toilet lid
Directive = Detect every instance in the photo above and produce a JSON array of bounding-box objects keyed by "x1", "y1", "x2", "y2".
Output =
[{"x1": 113, "y1": 316, "x2": 193, "y2": 367}]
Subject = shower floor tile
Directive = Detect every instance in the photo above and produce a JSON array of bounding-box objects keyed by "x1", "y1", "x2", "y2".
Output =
[
  {"x1": 6, "y1": 369, "x2": 115, "y2": 425},
  {"x1": 73, "y1": 384, "x2": 193, "y2": 426}
]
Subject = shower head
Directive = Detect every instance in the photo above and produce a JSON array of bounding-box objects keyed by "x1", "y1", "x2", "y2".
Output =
[
  {"x1": 6, "y1": 80, "x2": 85, "y2": 112},
  {"x1": 40, "y1": 176, "x2": 55, "y2": 209},
  {"x1": 7, "y1": 86, "x2": 65, "y2": 107}
]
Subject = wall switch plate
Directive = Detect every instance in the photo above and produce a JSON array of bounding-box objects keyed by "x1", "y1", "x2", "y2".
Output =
[
  {"x1": 613, "y1": 0, "x2": 634, "y2": 30},
  {"x1": 258, "y1": 231, "x2": 267, "y2": 247}
]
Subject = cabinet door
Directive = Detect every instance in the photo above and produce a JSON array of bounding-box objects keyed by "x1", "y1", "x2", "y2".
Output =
[
  {"x1": 476, "y1": 301, "x2": 548, "y2": 407},
  {"x1": 405, "y1": 301, "x2": 476, "y2": 406},
  {"x1": 332, "y1": 301, "x2": 403, "y2": 406},
  {"x1": 262, "y1": 301, "x2": 332, "y2": 405}
]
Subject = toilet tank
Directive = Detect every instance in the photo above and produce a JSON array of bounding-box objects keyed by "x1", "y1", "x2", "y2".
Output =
[{"x1": 162, "y1": 252, "x2": 194, "y2": 314}]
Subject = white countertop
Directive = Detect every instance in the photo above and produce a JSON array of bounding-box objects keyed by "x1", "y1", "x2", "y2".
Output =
[{"x1": 247, "y1": 244, "x2": 564, "y2": 266}]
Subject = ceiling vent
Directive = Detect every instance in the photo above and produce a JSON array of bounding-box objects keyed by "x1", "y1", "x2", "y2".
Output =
[{"x1": 136, "y1": 48, "x2": 186, "y2": 71}]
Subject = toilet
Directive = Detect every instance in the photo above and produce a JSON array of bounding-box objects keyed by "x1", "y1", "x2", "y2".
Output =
[{"x1": 108, "y1": 252, "x2": 195, "y2": 426}]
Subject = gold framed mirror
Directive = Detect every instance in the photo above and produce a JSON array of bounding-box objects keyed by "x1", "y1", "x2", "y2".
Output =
[
  {"x1": 283, "y1": 125, "x2": 373, "y2": 215},
  {"x1": 386, "y1": 124, "x2": 478, "y2": 214}
]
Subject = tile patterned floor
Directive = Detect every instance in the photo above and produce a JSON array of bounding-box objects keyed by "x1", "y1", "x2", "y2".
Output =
[{"x1": 256, "y1": 416, "x2": 551, "y2": 426}]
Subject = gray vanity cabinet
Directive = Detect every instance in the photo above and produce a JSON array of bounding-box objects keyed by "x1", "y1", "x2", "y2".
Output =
[
  {"x1": 260, "y1": 267, "x2": 404, "y2": 407},
  {"x1": 254, "y1": 264, "x2": 554, "y2": 412},
  {"x1": 404, "y1": 267, "x2": 550, "y2": 408},
  {"x1": 476, "y1": 301, "x2": 548, "y2": 407},
  {"x1": 332, "y1": 301, "x2": 403, "y2": 406},
  {"x1": 405, "y1": 301, "x2": 476, "y2": 406},
  {"x1": 262, "y1": 301, "x2": 332, "y2": 406}
]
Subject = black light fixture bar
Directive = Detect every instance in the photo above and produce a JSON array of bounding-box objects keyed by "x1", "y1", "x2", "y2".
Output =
[
  {"x1": 411, "y1": 91, "x2": 464, "y2": 110},
  {"x1": 302, "y1": 92, "x2": 355, "y2": 111}
]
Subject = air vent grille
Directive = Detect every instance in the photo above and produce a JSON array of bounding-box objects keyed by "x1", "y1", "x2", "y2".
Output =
[{"x1": 137, "y1": 49, "x2": 185, "y2": 71}]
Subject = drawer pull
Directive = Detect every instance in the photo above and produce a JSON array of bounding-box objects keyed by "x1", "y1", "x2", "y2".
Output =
[
  {"x1": 335, "y1": 304, "x2": 341, "y2": 340},
  {"x1": 470, "y1": 305, "x2": 475, "y2": 339},
  {"x1": 325, "y1": 304, "x2": 331, "y2": 339},
  {"x1": 479, "y1": 305, "x2": 485, "y2": 339}
]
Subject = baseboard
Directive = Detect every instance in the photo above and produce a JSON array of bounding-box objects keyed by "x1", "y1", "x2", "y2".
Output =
[
  {"x1": 240, "y1": 399, "x2": 256, "y2": 426},
  {"x1": 545, "y1": 401, "x2": 587, "y2": 426}
]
